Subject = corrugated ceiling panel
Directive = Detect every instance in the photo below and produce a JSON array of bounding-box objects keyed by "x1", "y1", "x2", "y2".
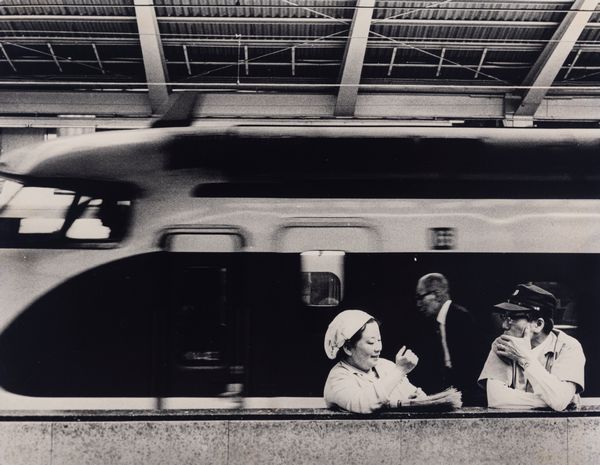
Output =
[
  {"x1": 373, "y1": 0, "x2": 570, "y2": 22},
  {"x1": 579, "y1": 27, "x2": 600, "y2": 43},
  {"x1": 0, "y1": 20, "x2": 138, "y2": 37},
  {"x1": 159, "y1": 20, "x2": 345, "y2": 40},
  {"x1": 0, "y1": 0, "x2": 134, "y2": 16},
  {"x1": 372, "y1": 23, "x2": 555, "y2": 42},
  {"x1": 154, "y1": 0, "x2": 355, "y2": 20}
]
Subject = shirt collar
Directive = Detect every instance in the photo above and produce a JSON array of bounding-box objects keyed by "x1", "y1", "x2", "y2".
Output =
[
  {"x1": 436, "y1": 299, "x2": 452, "y2": 325},
  {"x1": 339, "y1": 360, "x2": 379, "y2": 377},
  {"x1": 531, "y1": 333, "x2": 556, "y2": 355},
  {"x1": 534, "y1": 330, "x2": 559, "y2": 356}
]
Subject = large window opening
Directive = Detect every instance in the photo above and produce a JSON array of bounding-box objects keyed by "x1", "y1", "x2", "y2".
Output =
[{"x1": 0, "y1": 179, "x2": 132, "y2": 247}]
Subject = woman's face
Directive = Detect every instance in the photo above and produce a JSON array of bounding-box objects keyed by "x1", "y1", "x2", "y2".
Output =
[{"x1": 344, "y1": 321, "x2": 382, "y2": 372}]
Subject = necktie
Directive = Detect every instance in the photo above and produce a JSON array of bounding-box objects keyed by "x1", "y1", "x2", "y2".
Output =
[{"x1": 439, "y1": 323, "x2": 453, "y2": 369}]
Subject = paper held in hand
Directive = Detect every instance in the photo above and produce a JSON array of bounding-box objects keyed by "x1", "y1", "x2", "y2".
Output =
[{"x1": 395, "y1": 387, "x2": 463, "y2": 411}]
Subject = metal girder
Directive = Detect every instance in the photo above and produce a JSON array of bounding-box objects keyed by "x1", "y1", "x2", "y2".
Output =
[
  {"x1": 387, "y1": 48, "x2": 398, "y2": 76},
  {"x1": 0, "y1": 116, "x2": 151, "y2": 129},
  {"x1": 7, "y1": 36, "x2": 600, "y2": 54},
  {"x1": 564, "y1": 48, "x2": 583, "y2": 78},
  {"x1": 2, "y1": 91, "x2": 600, "y2": 122},
  {"x1": 134, "y1": 0, "x2": 169, "y2": 114},
  {"x1": 47, "y1": 43, "x2": 62, "y2": 72},
  {"x1": 0, "y1": 43, "x2": 16, "y2": 72},
  {"x1": 334, "y1": 0, "x2": 376, "y2": 117},
  {"x1": 0, "y1": 91, "x2": 151, "y2": 116},
  {"x1": 475, "y1": 49, "x2": 488, "y2": 79},
  {"x1": 514, "y1": 0, "x2": 599, "y2": 117},
  {"x1": 183, "y1": 45, "x2": 192, "y2": 75},
  {"x1": 436, "y1": 48, "x2": 446, "y2": 77},
  {"x1": 91, "y1": 43, "x2": 105, "y2": 74},
  {"x1": 0, "y1": 15, "x2": 576, "y2": 28}
]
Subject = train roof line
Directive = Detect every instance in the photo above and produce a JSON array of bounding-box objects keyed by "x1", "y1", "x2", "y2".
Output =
[{"x1": 0, "y1": 125, "x2": 600, "y2": 188}]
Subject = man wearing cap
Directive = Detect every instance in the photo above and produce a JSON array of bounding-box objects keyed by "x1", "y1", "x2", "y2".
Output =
[
  {"x1": 478, "y1": 283, "x2": 586, "y2": 411},
  {"x1": 415, "y1": 273, "x2": 485, "y2": 405}
]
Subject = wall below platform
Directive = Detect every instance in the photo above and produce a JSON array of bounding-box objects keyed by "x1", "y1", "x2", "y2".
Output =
[{"x1": 0, "y1": 408, "x2": 599, "y2": 465}]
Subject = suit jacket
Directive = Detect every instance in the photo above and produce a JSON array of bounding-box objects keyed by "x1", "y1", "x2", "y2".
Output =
[
  {"x1": 443, "y1": 302, "x2": 486, "y2": 406},
  {"x1": 410, "y1": 302, "x2": 486, "y2": 406}
]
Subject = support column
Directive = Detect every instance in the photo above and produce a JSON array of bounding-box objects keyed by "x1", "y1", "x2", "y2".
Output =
[
  {"x1": 334, "y1": 0, "x2": 376, "y2": 117},
  {"x1": 134, "y1": 0, "x2": 170, "y2": 114}
]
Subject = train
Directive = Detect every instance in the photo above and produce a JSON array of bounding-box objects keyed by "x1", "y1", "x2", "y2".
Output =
[{"x1": 0, "y1": 123, "x2": 600, "y2": 410}]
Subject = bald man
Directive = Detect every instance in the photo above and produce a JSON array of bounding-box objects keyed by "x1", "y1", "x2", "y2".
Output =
[{"x1": 415, "y1": 273, "x2": 485, "y2": 406}]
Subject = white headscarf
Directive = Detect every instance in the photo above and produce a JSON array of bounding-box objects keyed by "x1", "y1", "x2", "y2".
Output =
[{"x1": 324, "y1": 309, "x2": 374, "y2": 360}]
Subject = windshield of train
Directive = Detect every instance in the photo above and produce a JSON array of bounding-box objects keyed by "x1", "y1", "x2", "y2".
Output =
[{"x1": 0, "y1": 178, "x2": 131, "y2": 247}]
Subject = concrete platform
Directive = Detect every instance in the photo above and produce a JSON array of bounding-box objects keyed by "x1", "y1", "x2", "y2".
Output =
[{"x1": 0, "y1": 406, "x2": 599, "y2": 465}]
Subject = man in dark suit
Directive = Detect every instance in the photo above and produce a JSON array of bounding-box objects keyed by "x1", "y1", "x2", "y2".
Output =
[{"x1": 415, "y1": 273, "x2": 485, "y2": 406}]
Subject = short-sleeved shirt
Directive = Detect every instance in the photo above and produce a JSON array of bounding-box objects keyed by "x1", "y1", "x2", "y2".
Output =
[
  {"x1": 478, "y1": 329, "x2": 585, "y2": 394},
  {"x1": 324, "y1": 358, "x2": 423, "y2": 413}
]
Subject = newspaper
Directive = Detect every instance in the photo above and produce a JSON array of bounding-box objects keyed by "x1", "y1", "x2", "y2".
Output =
[{"x1": 394, "y1": 388, "x2": 463, "y2": 411}]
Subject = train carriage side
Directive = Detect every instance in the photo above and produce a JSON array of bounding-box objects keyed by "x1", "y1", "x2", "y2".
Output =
[{"x1": 0, "y1": 127, "x2": 599, "y2": 410}]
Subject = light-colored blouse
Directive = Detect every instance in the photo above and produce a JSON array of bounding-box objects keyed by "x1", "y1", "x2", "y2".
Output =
[{"x1": 324, "y1": 358, "x2": 426, "y2": 413}]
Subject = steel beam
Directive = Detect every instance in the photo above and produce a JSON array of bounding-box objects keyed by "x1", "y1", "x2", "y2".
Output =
[
  {"x1": 1, "y1": 91, "x2": 600, "y2": 123},
  {"x1": 475, "y1": 48, "x2": 488, "y2": 79},
  {"x1": 563, "y1": 48, "x2": 583, "y2": 78},
  {"x1": 183, "y1": 45, "x2": 192, "y2": 75},
  {"x1": 91, "y1": 43, "x2": 105, "y2": 74},
  {"x1": 47, "y1": 43, "x2": 62, "y2": 72},
  {"x1": 514, "y1": 0, "x2": 599, "y2": 117},
  {"x1": 387, "y1": 47, "x2": 397, "y2": 76},
  {"x1": 334, "y1": 0, "x2": 376, "y2": 117},
  {"x1": 134, "y1": 0, "x2": 170, "y2": 114},
  {"x1": 0, "y1": 14, "x2": 559, "y2": 27},
  {"x1": 4, "y1": 14, "x2": 600, "y2": 28},
  {"x1": 0, "y1": 43, "x2": 16, "y2": 72},
  {"x1": 8, "y1": 36, "x2": 600, "y2": 54},
  {"x1": 436, "y1": 48, "x2": 446, "y2": 77},
  {"x1": 0, "y1": 91, "x2": 151, "y2": 116}
]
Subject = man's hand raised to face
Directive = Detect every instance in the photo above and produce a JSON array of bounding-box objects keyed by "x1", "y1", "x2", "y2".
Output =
[{"x1": 493, "y1": 325, "x2": 534, "y2": 367}]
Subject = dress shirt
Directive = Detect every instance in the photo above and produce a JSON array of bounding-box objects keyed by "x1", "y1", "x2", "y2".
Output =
[
  {"x1": 436, "y1": 300, "x2": 453, "y2": 369},
  {"x1": 479, "y1": 329, "x2": 585, "y2": 411}
]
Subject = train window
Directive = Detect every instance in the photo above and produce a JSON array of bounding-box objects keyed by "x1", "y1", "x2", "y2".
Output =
[
  {"x1": 0, "y1": 179, "x2": 131, "y2": 247},
  {"x1": 301, "y1": 272, "x2": 341, "y2": 307},
  {"x1": 162, "y1": 231, "x2": 243, "y2": 252},
  {"x1": 301, "y1": 251, "x2": 344, "y2": 307}
]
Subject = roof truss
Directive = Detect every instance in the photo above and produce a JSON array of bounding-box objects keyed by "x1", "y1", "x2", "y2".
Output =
[{"x1": 514, "y1": 0, "x2": 599, "y2": 118}]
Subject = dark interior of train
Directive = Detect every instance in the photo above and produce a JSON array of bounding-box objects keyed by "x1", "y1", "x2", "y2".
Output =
[{"x1": 0, "y1": 252, "x2": 597, "y2": 401}]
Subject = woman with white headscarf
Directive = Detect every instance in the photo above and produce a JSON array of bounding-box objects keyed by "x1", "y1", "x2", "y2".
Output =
[{"x1": 324, "y1": 309, "x2": 426, "y2": 413}]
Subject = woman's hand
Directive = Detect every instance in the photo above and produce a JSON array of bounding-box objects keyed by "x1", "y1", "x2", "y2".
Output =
[{"x1": 395, "y1": 345, "x2": 419, "y2": 375}]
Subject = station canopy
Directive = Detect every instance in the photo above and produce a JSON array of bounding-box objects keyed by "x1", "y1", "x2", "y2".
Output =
[{"x1": 1, "y1": 0, "x2": 600, "y2": 126}]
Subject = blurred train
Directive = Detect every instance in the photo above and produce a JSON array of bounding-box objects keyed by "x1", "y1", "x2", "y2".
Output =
[{"x1": 0, "y1": 123, "x2": 599, "y2": 410}]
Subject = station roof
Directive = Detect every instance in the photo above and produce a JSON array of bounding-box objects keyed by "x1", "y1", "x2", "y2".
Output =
[{"x1": 1, "y1": 0, "x2": 600, "y2": 125}]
